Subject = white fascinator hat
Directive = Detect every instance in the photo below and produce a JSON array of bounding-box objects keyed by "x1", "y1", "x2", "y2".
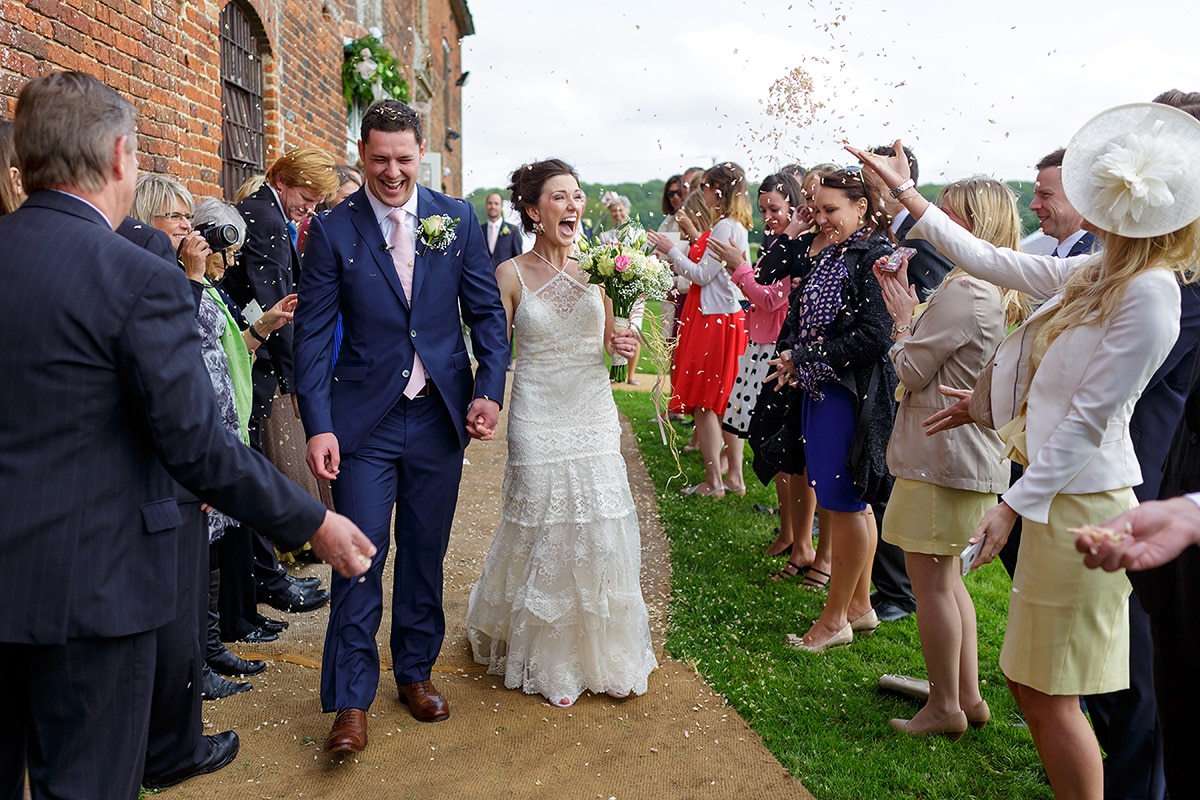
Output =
[{"x1": 1062, "y1": 102, "x2": 1200, "y2": 239}]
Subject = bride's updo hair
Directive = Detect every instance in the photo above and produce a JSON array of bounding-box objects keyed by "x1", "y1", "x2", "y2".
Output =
[{"x1": 509, "y1": 159, "x2": 580, "y2": 234}]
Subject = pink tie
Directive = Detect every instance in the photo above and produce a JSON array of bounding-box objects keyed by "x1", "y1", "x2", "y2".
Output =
[
  {"x1": 488, "y1": 221, "x2": 498, "y2": 253},
  {"x1": 387, "y1": 208, "x2": 426, "y2": 399}
]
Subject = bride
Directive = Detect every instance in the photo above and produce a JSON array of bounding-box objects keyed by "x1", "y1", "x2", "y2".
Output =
[{"x1": 465, "y1": 159, "x2": 658, "y2": 707}]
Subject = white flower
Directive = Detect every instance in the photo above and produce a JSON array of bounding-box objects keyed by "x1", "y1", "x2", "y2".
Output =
[
  {"x1": 1090, "y1": 123, "x2": 1186, "y2": 224},
  {"x1": 355, "y1": 56, "x2": 378, "y2": 81}
]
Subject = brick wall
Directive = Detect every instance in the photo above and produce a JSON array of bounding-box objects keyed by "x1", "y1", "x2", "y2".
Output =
[{"x1": 1, "y1": 0, "x2": 470, "y2": 199}]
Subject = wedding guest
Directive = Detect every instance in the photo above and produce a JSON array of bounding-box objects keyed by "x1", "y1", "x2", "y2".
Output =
[
  {"x1": 482, "y1": 191, "x2": 524, "y2": 267},
  {"x1": 466, "y1": 159, "x2": 657, "y2": 707},
  {"x1": 0, "y1": 118, "x2": 23, "y2": 214},
  {"x1": 749, "y1": 163, "x2": 838, "y2": 577},
  {"x1": 649, "y1": 163, "x2": 752, "y2": 497},
  {"x1": 658, "y1": 174, "x2": 687, "y2": 339},
  {"x1": 130, "y1": 172, "x2": 194, "y2": 250},
  {"x1": 853, "y1": 101, "x2": 1200, "y2": 798},
  {"x1": 708, "y1": 172, "x2": 803, "y2": 530},
  {"x1": 875, "y1": 176, "x2": 1026, "y2": 740},
  {"x1": 769, "y1": 168, "x2": 896, "y2": 652}
]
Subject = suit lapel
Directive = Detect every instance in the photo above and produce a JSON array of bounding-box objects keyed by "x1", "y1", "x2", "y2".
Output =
[
  {"x1": 348, "y1": 187, "x2": 410, "y2": 310},
  {"x1": 412, "y1": 185, "x2": 433, "y2": 305}
]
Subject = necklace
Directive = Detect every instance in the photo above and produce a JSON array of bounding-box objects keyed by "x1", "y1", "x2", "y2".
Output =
[{"x1": 530, "y1": 248, "x2": 570, "y2": 273}]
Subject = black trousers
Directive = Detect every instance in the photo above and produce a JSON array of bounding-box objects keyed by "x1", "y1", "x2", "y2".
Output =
[
  {"x1": 215, "y1": 525, "x2": 261, "y2": 641},
  {"x1": 870, "y1": 501, "x2": 915, "y2": 612},
  {"x1": 143, "y1": 500, "x2": 209, "y2": 780},
  {"x1": 0, "y1": 632, "x2": 156, "y2": 800}
]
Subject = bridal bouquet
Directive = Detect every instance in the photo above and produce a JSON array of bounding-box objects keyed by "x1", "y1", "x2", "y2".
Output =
[{"x1": 576, "y1": 221, "x2": 673, "y2": 381}]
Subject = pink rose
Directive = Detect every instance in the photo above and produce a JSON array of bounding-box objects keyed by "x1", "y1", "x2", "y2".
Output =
[{"x1": 614, "y1": 255, "x2": 631, "y2": 273}]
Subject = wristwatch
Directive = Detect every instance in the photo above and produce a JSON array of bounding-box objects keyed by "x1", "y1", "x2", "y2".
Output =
[{"x1": 889, "y1": 179, "x2": 916, "y2": 199}]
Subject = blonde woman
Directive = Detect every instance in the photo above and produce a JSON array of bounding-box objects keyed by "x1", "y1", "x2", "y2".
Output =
[
  {"x1": 649, "y1": 163, "x2": 752, "y2": 497},
  {"x1": 874, "y1": 177, "x2": 1027, "y2": 739},
  {"x1": 850, "y1": 103, "x2": 1200, "y2": 799}
]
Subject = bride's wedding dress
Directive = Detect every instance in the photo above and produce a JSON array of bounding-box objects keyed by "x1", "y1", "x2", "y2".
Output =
[{"x1": 465, "y1": 261, "x2": 657, "y2": 706}]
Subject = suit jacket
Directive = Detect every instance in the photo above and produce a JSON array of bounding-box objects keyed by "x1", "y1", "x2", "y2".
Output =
[
  {"x1": 116, "y1": 216, "x2": 176, "y2": 263},
  {"x1": 1064, "y1": 231, "x2": 1098, "y2": 259},
  {"x1": 224, "y1": 185, "x2": 301, "y2": 415},
  {"x1": 294, "y1": 184, "x2": 509, "y2": 453},
  {"x1": 896, "y1": 211, "x2": 953, "y2": 300},
  {"x1": 910, "y1": 204, "x2": 1180, "y2": 523},
  {"x1": 0, "y1": 191, "x2": 326, "y2": 645},
  {"x1": 482, "y1": 218, "x2": 523, "y2": 267}
]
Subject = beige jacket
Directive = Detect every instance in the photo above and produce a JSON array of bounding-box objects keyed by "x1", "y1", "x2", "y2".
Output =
[
  {"x1": 909, "y1": 205, "x2": 1181, "y2": 523},
  {"x1": 886, "y1": 273, "x2": 1010, "y2": 493}
]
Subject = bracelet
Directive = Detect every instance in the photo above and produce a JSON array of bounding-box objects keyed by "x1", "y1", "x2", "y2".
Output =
[
  {"x1": 889, "y1": 179, "x2": 916, "y2": 198},
  {"x1": 897, "y1": 190, "x2": 921, "y2": 202},
  {"x1": 248, "y1": 323, "x2": 269, "y2": 343},
  {"x1": 892, "y1": 323, "x2": 912, "y2": 337}
]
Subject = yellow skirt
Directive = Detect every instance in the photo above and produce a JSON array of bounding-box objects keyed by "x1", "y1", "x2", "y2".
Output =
[
  {"x1": 1000, "y1": 489, "x2": 1135, "y2": 695},
  {"x1": 881, "y1": 477, "x2": 995, "y2": 557}
]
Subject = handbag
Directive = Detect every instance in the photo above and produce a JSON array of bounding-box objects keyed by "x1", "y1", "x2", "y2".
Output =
[{"x1": 967, "y1": 353, "x2": 996, "y2": 429}]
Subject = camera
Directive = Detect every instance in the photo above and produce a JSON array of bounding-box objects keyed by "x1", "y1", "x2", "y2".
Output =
[{"x1": 196, "y1": 221, "x2": 239, "y2": 252}]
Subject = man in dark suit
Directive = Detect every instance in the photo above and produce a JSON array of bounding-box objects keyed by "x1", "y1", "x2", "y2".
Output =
[
  {"x1": 0, "y1": 71, "x2": 374, "y2": 800},
  {"x1": 224, "y1": 148, "x2": 341, "y2": 616},
  {"x1": 482, "y1": 191, "x2": 523, "y2": 266},
  {"x1": 295, "y1": 99, "x2": 509, "y2": 754},
  {"x1": 864, "y1": 144, "x2": 955, "y2": 623}
]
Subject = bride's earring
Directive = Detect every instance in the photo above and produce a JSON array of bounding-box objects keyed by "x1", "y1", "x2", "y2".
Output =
[{"x1": 533, "y1": 221, "x2": 546, "y2": 236}]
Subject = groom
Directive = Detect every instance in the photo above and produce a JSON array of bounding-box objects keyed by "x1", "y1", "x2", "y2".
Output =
[{"x1": 295, "y1": 99, "x2": 509, "y2": 753}]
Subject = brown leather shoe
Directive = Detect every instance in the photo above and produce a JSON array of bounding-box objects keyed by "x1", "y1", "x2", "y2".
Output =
[
  {"x1": 398, "y1": 680, "x2": 450, "y2": 722},
  {"x1": 323, "y1": 708, "x2": 368, "y2": 753}
]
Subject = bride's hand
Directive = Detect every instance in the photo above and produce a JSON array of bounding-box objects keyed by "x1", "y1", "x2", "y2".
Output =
[{"x1": 610, "y1": 328, "x2": 638, "y2": 358}]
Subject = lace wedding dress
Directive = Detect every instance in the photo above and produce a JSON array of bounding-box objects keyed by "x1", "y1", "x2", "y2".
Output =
[{"x1": 465, "y1": 262, "x2": 657, "y2": 706}]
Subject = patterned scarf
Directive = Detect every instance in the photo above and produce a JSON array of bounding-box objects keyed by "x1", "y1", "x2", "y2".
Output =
[{"x1": 791, "y1": 227, "x2": 869, "y2": 401}]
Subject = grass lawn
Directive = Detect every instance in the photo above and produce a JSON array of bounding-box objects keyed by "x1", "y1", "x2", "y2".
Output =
[{"x1": 614, "y1": 389, "x2": 1053, "y2": 800}]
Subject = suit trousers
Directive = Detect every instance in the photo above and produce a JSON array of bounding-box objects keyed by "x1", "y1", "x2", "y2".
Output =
[
  {"x1": 0, "y1": 631, "x2": 156, "y2": 800},
  {"x1": 320, "y1": 390, "x2": 465, "y2": 712},
  {"x1": 870, "y1": 501, "x2": 916, "y2": 612},
  {"x1": 214, "y1": 526, "x2": 261, "y2": 641},
  {"x1": 143, "y1": 499, "x2": 209, "y2": 780}
]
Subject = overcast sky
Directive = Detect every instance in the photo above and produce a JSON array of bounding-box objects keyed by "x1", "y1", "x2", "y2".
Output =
[{"x1": 459, "y1": 0, "x2": 1197, "y2": 193}]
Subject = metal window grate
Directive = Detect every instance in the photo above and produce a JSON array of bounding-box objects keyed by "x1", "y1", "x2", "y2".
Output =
[{"x1": 220, "y1": 0, "x2": 265, "y2": 200}]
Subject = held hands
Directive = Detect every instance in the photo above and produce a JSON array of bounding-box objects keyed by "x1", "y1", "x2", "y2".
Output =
[
  {"x1": 766, "y1": 350, "x2": 798, "y2": 389},
  {"x1": 609, "y1": 327, "x2": 638, "y2": 360},
  {"x1": 706, "y1": 236, "x2": 745, "y2": 274},
  {"x1": 1075, "y1": 497, "x2": 1200, "y2": 572},
  {"x1": 963, "y1": 501, "x2": 1019, "y2": 571},
  {"x1": 466, "y1": 397, "x2": 500, "y2": 440},
  {"x1": 308, "y1": 510, "x2": 377, "y2": 579},
  {"x1": 921, "y1": 386, "x2": 974, "y2": 435},
  {"x1": 178, "y1": 231, "x2": 212, "y2": 282}
]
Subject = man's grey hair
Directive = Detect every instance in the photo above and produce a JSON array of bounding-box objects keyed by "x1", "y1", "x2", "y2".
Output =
[{"x1": 15, "y1": 71, "x2": 137, "y2": 194}]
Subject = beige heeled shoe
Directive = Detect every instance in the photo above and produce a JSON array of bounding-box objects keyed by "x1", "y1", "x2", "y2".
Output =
[
  {"x1": 890, "y1": 710, "x2": 968, "y2": 741},
  {"x1": 786, "y1": 623, "x2": 852, "y2": 654}
]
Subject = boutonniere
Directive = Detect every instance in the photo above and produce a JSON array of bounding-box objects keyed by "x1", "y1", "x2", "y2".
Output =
[
  {"x1": 417, "y1": 214, "x2": 459, "y2": 252},
  {"x1": 499, "y1": 223, "x2": 511, "y2": 236}
]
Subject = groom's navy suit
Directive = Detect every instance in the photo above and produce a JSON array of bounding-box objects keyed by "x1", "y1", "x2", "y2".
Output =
[
  {"x1": 0, "y1": 190, "x2": 327, "y2": 799},
  {"x1": 295, "y1": 183, "x2": 508, "y2": 711}
]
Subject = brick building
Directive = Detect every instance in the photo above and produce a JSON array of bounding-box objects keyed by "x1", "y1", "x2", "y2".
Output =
[{"x1": 1, "y1": 0, "x2": 474, "y2": 199}]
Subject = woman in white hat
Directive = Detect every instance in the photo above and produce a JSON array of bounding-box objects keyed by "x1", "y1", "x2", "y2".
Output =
[{"x1": 848, "y1": 102, "x2": 1200, "y2": 800}]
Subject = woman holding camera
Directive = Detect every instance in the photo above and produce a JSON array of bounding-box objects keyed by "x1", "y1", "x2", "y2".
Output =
[{"x1": 849, "y1": 104, "x2": 1200, "y2": 797}]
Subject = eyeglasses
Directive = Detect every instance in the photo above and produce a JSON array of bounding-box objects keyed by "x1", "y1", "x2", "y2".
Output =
[
  {"x1": 155, "y1": 212, "x2": 193, "y2": 223},
  {"x1": 666, "y1": 190, "x2": 683, "y2": 198}
]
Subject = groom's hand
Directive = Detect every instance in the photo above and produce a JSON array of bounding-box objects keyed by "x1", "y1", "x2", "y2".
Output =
[
  {"x1": 308, "y1": 510, "x2": 377, "y2": 578},
  {"x1": 466, "y1": 397, "x2": 500, "y2": 440},
  {"x1": 307, "y1": 432, "x2": 341, "y2": 480}
]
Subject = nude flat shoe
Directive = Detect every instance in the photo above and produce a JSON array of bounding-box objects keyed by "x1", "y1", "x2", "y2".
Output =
[
  {"x1": 890, "y1": 710, "x2": 968, "y2": 741},
  {"x1": 850, "y1": 608, "x2": 880, "y2": 633}
]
